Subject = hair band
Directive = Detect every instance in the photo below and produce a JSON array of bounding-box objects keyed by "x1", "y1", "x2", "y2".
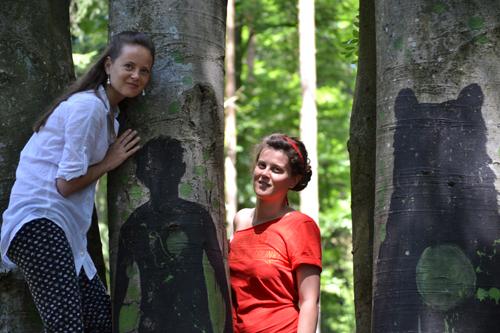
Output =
[{"x1": 283, "y1": 136, "x2": 304, "y2": 164}]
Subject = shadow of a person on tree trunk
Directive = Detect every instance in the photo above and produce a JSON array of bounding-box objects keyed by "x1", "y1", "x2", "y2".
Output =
[
  {"x1": 113, "y1": 136, "x2": 231, "y2": 333},
  {"x1": 373, "y1": 84, "x2": 500, "y2": 332}
]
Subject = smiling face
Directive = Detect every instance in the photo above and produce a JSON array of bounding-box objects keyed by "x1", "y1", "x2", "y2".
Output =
[
  {"x1": 253, "y1": 147, "x2": 299, "y2": 202},
  {"x1": 105, "y1": 43, "x2": 153, "y2": 106}
]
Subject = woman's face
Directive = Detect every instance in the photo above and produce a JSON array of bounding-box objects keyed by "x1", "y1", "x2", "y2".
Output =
[
  {"x1": 105, "y1": 44, "x2": 153, "y2": 106},
  {"x1": 253, "y1": 147, "x2": 299, "y2": 201}
]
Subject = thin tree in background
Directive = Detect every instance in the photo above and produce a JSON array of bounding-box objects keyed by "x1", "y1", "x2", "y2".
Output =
[
  {"x1": 298, "y1": 0, "x2": 319, "y2": 224},
  {"x1": 0, "y1": 1, "x2": 74, "y2": 331},
  {"x1": 108, "y1": 1, "x2": 232, "y2": 332},
  {"x1": 298, "y1": 1, "x2": 320, "y2": 331},
  {"x1": 372, "y1": 1, "x2": 500, "y2": 331},
  {"x1": 347, "y1": 0, "x2": 376, "y2": 331},
  {"x1": 225, "y1": 0, "x2": 238, "y2": 237}
]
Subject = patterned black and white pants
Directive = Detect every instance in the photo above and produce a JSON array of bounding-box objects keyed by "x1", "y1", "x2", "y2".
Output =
[{"x1": 7, "y1": 218, "x2": 111, "y2": 333}]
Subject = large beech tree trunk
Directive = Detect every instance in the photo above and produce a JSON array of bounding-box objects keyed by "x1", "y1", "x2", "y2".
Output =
[
  {"x1": 347, "y1": 0, "x2": 376, "y2": 332},
  {"x1": 0, "y1": 1, "x2": 74, "y2": 331},
  {"x1": 372, "y1": 1, "x2": 500, "y2": 332},
  {"x1": 108, "y1": 1, "x2": 232, "y2": 332}
]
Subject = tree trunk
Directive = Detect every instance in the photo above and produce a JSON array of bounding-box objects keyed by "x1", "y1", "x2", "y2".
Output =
[
  {"x1": 108, "y1": 1, "x2": 232, "y2": 332},
  {"x1": 372, "y1": 1, "x2": 500, "y2": 332},
  {"x1": 347, "y1": 0, "x2": 376, "y2": 332},
  {"x1": 298, "y1": 0, "x2": 319, "y2": 224},
  {"x1": 0, "y1": 1, "x2": 73, "y2": 331},
  {"x1": 87, "y1": 205, "x2": 107, "y2": 287},
  {"x1": 298, "y1": 2, "x2": 319, "y2": 330},
  {"x1": 224, "y1": 0, "x2": 237, "y2": 237}
]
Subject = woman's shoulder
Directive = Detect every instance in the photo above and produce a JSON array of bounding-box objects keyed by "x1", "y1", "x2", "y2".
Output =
[
  {"x1": 56, "y1": 90, "x2": 107, "y2": 119},
  {"x1": 283, "y1": 210, "x2": 320, "y2": 232},
  {"x1": 66, "y1": 89, "x2": 105, "y2": 108},
  {"x1": 233, "y1": 208, "x2": 254, "y2": 231},
  {"x1": 286, "y1": 210, "x2": 315, "y2": 223}
]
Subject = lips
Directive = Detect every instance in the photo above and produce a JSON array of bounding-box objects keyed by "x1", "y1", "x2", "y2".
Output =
[{"x1": 256, "y1": 180, "x2": 270, "y2": 190}]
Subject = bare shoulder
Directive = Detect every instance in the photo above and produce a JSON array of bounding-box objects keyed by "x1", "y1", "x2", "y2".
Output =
[{"x1": 233, "y1": 208, "x2": 254, "y2": 232}]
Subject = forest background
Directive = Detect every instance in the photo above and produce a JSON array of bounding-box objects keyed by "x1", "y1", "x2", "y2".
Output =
[{"x1": 71, "y1": 0, "x2": 358, "y2": 331}]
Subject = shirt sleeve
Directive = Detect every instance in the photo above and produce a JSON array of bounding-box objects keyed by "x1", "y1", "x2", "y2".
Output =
[
  {"x1": 56, "y1": 99, "x2": 105, "y2": 181},
  {"x1": 286, "y1": 217, "x2": 322, "y2": 272}
]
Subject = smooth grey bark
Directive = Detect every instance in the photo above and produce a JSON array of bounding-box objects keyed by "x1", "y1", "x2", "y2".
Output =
[
  {"x1": 108, "y1": 1, "x2": 232, "y2": 332},
  {"x1": 372, "y1": 1, "x2": 500, "y2": 332},
  {"x1": 347, "y1": 0, "x2": 376, "y2": 332},
  {"x1": 0, "y1": 1, "x2": 73, "y2": 331}
]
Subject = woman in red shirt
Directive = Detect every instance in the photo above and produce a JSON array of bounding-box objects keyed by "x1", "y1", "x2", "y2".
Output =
[{"x1": 229, "y1": 133, "x2": 322, "y2": 333}]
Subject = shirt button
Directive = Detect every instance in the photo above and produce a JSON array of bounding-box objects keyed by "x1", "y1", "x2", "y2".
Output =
[{"x1": 80, "y1": 251, "x2": 85, "y2": 256}]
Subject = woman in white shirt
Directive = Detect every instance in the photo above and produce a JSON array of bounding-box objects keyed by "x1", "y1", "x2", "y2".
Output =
[{"x1": 0, "y1": 31, "x2": 154, "y2": 332}]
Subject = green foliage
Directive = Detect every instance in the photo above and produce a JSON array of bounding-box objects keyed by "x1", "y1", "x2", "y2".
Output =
[
  {"x1": 341, "y1": 15, "x2": 359, "y2": 63},
  {"x1": 476, "y1": 287, "x2": 500, "y2": 304},
  {"x1": 70, "y1": 0, "x2": 108, "y2": 76},
  {"x1": 234, "y1": 0, "x2": 358, "y2": 331}
]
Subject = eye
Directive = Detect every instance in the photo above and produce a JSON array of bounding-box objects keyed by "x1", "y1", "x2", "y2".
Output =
[
  {"x1": 140, "y1": 68, "x2": 151, "y2": 76},
  {"x1": 257, "y1": 161, "x2": 266, "y2": 169},
  {"x1": 272, "y1": 166, "x2": 283, "y2": 173},
  {"x1": 123, "y1": 63, "x2": 134, "y2": 70}
]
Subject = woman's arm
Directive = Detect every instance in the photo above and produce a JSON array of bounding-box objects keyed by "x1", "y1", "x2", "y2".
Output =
[
  {"x1": 56, "y1": 129, "x2": 140, "y2": 197},
  {"x1": 296, "y1": 264, "x2": 321, "y2": 333}
]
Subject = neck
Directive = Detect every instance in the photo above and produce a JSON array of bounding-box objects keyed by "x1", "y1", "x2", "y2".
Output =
[
  {"x1": 253, "y1": 197, "x2": 291, "y2": 224},
  {"x1": 105, "y1": 85, "x2": 124, "y2": 107},
  {"x1": 150, "y1": 187, "x2": 177, "y2": 204}
]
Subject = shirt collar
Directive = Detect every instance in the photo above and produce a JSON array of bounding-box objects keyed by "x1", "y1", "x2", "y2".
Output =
[{"x1": 97, "y1": 85, "x2": 120, "y2": 118}]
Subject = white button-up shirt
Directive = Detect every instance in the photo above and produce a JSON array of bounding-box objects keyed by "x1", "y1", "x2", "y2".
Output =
[{"x1": 1, "y1": 86, "x2": 118, "y2": 279}]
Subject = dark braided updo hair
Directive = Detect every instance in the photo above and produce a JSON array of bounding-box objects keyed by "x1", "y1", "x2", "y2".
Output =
[{"x1": 254, "y1": 133, "x2": 312, "y2": 191}]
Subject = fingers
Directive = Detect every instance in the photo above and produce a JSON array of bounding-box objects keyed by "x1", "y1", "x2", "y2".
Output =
[
  {"x1": 124, "y1": 135, "x2": 141, "y2": 151},
  {"x1": 103, "y1": 129, "x2": 143, "y2": 171},
  {"x1": 117, "y1": 129, "x2": 141, "y2": 152},
  {"x1": 117, "y1": 129, "x2": 138, "y2": 143},
  {"x1": 125, "y1": 144, "x2": 142, "y2": 157}
]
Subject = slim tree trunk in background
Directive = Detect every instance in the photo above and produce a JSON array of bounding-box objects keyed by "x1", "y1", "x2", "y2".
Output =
[
  {"x1": 298, "y1": 2, "x2": 319, "y2": 331},
  {"x1": 347, "y1": 0, "x2": 376, "y2": 331},
  {"x1": 372, "y1": 1, "x2": 500, "y2": 332},
  {"x1": 224, "y1": 0, "x2": 237, "y2": 237},
  {"x1": 0, "y1": 1, "x2": 73, "y2": 331},
  {"x1": 298, "y1": 0, "x2": 319, "y2": 224},
  {"x1": 108, "y1": 1, "x2": 232, "y2": 332},
  {"x1": 88, "y1": 205, "x2": 107, "y2": 286}
]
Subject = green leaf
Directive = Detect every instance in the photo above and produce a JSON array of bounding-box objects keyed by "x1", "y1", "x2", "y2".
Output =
[
  {"x1": 477, "y1": 288, "x2": 488, "y2": 301},
  {"x1": 489, "y1": 288, "x2": 500, "y2": 304}
]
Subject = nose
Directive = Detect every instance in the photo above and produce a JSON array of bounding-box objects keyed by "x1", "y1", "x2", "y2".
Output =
[
  {"x1": 254, "y1": 168, "x2": 266, "y2": 180},
  {"x1": 131, "y1": 70, "x2": 140, "y2": 79},
  {"x1": 259, "y1": 167, "x2": 271, "y2": 179}
]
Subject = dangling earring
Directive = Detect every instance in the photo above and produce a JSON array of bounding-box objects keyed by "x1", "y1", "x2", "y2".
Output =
[
  {"x1": 107, "y1": 75, "x2": 111, "y2": 85},
  {"x1": 142, "y1": 90, "x2": 146, "y2": 96}
]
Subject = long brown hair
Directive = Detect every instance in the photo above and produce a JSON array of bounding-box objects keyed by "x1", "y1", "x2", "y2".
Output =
[{"x1": 33, "y1": 31, "x2": 155, "y2": 132}]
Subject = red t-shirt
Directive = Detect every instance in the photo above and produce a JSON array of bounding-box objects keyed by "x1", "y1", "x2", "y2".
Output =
[{"x1": 229, "y1": 211, "x2": 322, "y2": 333}]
